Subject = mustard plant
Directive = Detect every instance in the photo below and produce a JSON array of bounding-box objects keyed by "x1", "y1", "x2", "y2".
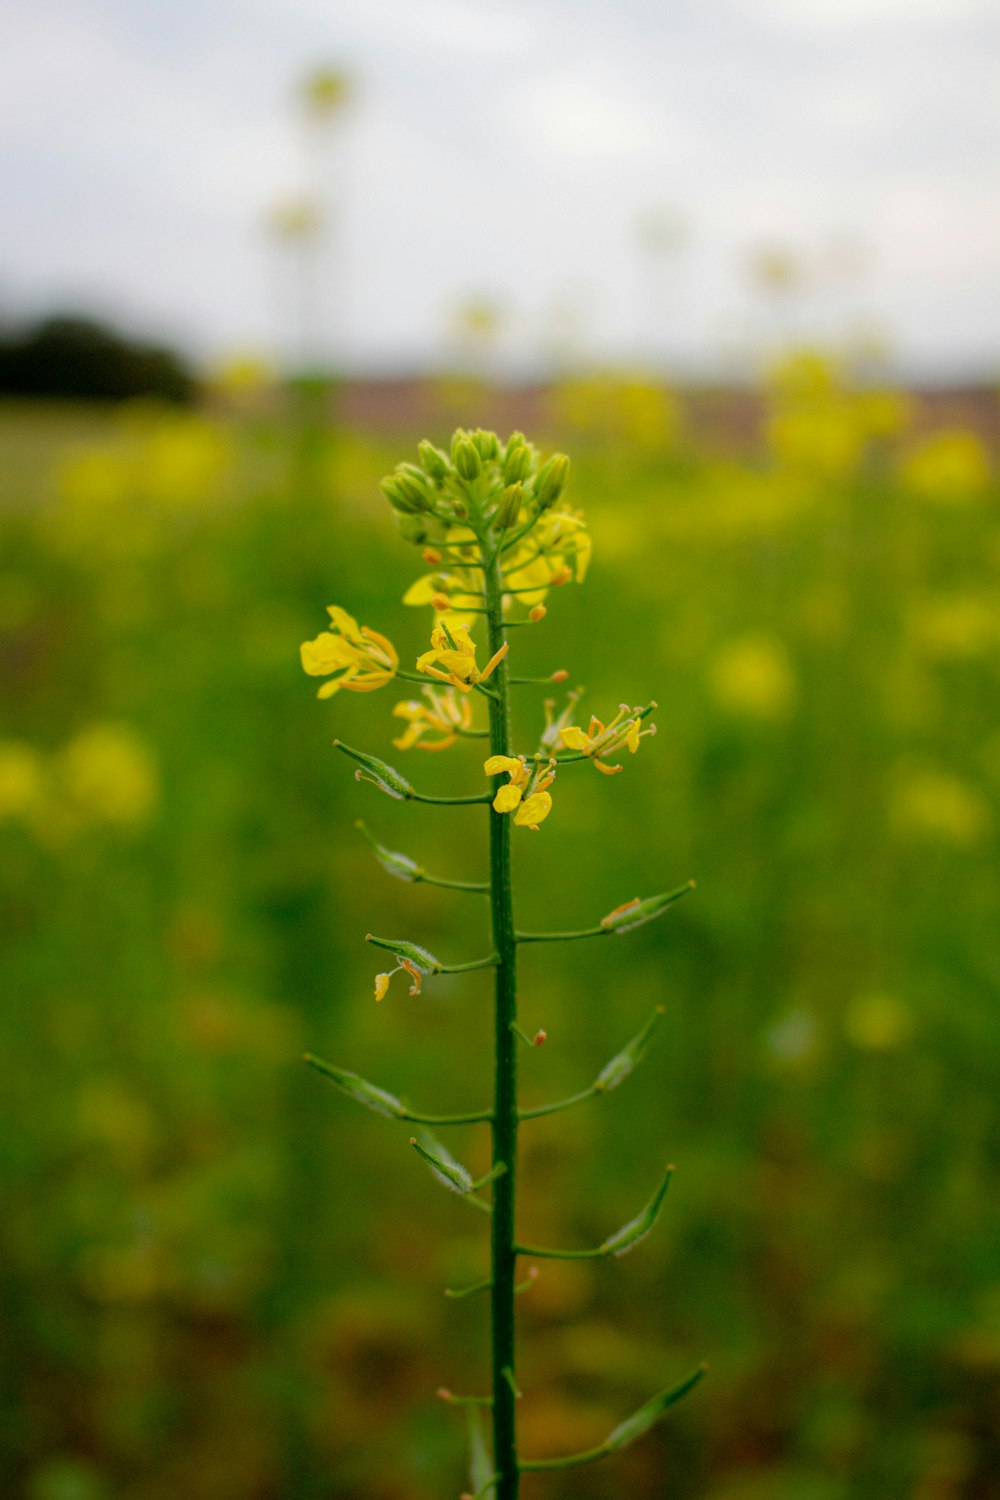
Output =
[{"x1": 300, "y1": 428, "x2": 704, "y2": 1498}]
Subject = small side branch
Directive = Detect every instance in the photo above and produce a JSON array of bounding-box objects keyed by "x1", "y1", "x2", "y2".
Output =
[
  {"x1": 515, "y1": 1165, "x2": 674, "y2": 1260},
  {"x1": 518, "y1": 1365, "x2": 707, "y2": 1472}
]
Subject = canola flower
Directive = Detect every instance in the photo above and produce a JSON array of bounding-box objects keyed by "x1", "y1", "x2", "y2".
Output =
[
  {"x1": 300, "y1": 606, "x2": 399, "y2": 697},
  {"x1": 299, "y1": 426, "x2": 702, "y2": 1499}
]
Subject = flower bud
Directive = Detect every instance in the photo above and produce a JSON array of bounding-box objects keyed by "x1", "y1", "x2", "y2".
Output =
[
  {"x1": 472, "y1": 428, "x2": 499, "y2": 460},
  {"x1": 418, "y1": 440, "x2": 449, "y2": 481},
  {"x1": 495, "y1": 482, "x2": 524, "y2": 531},
  {"x1": 380, "y1": 475, "x2": 423, "y2": 514},
  {"x1": 529, "y1": 604, "x2": 546, "y2": 623},
  {"x1": 503, "y1": 442, "x2": 532, "y2": 484},
  {"x1": 453, "y1": 437, "x2": 482, "y2": 482},
  {"x1": 533, "y1": 453, "x2": 570, "y2": 509}
]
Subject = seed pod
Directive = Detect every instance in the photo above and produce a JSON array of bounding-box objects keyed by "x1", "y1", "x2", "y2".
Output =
[
  {"x1": 305, "y1": 1055, "x2": 406, "y2": 1118},
  {"x1": 365, "y1": 934, "x2": 442, "y2": 971},
  {"x1": 410, "y1": 1129, "x2": 474, "y2": 1193},
  {"x1": 533, "y1": 453, "x2": 570, "y2": 509},
  {"x1": 595, "y1": 1006, "x2": 664, "y2": 1092},
  {"x1": 355, "y1": 820, "x2": 422, "y2": 882},
  {"x1": 601, "y1": 1165, "x2": 673, "y2": 1257},
  {"x1": 603, "y1": 1366, "x2": 707, "y2": 1453},
  {"x1": 599, "y1": 881, "x2": 694, "y2": 933},
  {"x1": 332, "y1": 740, "x2": 414, "y2": 800}
]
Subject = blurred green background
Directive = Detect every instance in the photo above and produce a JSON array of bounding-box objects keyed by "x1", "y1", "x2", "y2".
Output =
[{"x1": 1, "y1": 360, "x2": 997, "y2": 1499}]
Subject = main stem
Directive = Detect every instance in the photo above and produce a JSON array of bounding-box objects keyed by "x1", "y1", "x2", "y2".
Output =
[{"x1": 484, "y1": 540, "x2": 520, "y2": 1499}]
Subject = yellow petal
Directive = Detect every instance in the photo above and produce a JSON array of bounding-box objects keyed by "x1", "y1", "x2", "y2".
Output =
[
  {"x1": 374, "y1": 973, "x2": 391, "y2": 1002},
  {"x1": 484, "y1": 755, "x2": 523, "y2": 776},
  {"x1": 514, "y1": 791, "x2": 552, "y2": 828},
  {"x1": 559, "y1": 727, "x2": 590, "y2": 751},
  {"x1": 493, "y1": 784, "x2": 523, "y2": 814},
  {"x1": 300, "y1": 632, "x2": 354, "y2": 676},
  {"x1": 326, "y1": 605, "x2": 361, "y2": 639},
  {"x1": 403, "y1": 574, "x2": 442, "y2": 606}
]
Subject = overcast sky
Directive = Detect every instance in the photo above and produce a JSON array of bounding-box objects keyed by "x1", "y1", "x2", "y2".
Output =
[{"x1": 3, "y1": 0, "x2": 999, "y2": 377}]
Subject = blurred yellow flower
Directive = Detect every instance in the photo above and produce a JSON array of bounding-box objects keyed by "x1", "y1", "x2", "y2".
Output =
[
  {"x1": 709, "y1": 635, "x2": 796, "y2": 721},
  {"x1": 417, "y1": 622, "x2": 507, "y2": 691},
  {"x1": 900, "y1": 430, "x2": 991, "y2": 503},
  {"x1": 845, "y1": 993, "x2": 912, "y2": 1051},
  {"x1": 0, "y1": 741, "x2": 44, "y2": 821},
  {"x1": 891, "y1": 766, "x2": 991, "y2": 847},
  {"x1": 58, "y1": 724, "x2": 159, "y2": 829},
  {"x1": 392, "y1": 686, "x2": 473, "y2": 751},
  {"x1": 301, "y1": 606, "x2": 398, "y2": 697},
  {"x1": 910, "y1": 594, "x2": 997, "y2": 660}
]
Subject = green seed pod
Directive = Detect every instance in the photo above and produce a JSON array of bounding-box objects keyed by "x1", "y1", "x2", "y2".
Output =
[
  {"x1": 365, "y1": 934, "x2": 442, "y2": 972},
  {"x1": 533, "y1": 453, "x2": 570, "y2": 510},
  {"x1": 502, "y1": 435, "x2": 532, "y2": 484},
  {"x1": 453, "y1": 437, "x2": 482, "y2": 482},
  {"x1": 305, "y1": 1055, "x2": 406, "y2": 1118},
  {"x1": 332, "y1": 740, "x2": 414, "y2": 801},
  {"x1": 595, "y1": 1006, "x2": 664, "y2": 1092},
  {"x1": 417, "y1": 441, "x2": 450, "y2": 481},
  {"x1": 599, "y1": 881, "x2": 694, "y2": 933},
  {"x1": 355, "y1": 820, "x2": 422, "y2": 882},
  {"x1": 410, "y1": 1129, "x2": 474, "y2": 1193},
  {"x1": 601, "y1": 1165, "x2": 673, "y2": 1257},
  {"x1": 495, "y1": 482, "x2": 524, "y2": 532},
  {"x1": 603, "y1": 1367, "x2": 707, "y2": 1453}
]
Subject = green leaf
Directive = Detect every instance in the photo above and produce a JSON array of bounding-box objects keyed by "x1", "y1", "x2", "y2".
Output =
[
  {"x1": 599, "y1": 881, "x2": 695, "y2": 934},
  {"x1": 410, "y1": 1130, "x2": 474, "y2": 1194},
  {"x1": 365, "y1": 934, "x2": 442, "y2": 972},
  {"x1": 601, "y1": 1164, "x2": 674, "y2": 1256},
  {"x1": 604, "y1": 1365, "x2": 707, "y2": 1452},
  {"x1": 304, "y1": 1055, "x2": 405, "y2": 1118},
  {"x1": 595, "y1": 1006, "x2": 664, "y2": 1092}
]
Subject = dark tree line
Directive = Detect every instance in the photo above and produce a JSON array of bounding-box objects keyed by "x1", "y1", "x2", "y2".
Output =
[{"x1": 0, "y1": 314, "x2": 194, "y2": 402}]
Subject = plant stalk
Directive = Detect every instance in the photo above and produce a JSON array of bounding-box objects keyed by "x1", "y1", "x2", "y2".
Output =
[{"x1": 483, "y1": 538, "x2": 520, "y2": 1499}]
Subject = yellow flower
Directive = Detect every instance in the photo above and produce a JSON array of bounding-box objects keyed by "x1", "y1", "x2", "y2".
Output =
[
  {"x1": 558, "y1": 705, "x2": 656, "y2": 775},
  {"x1": 709, "y1": 635, "x2": 796, "y2": 721},
  {"x1": 374, "y1": 957, "x2": 423, "y2": 1001},
  {"x1": 392, "y1": 686, "x2": 474, "y2": 751},
  {"x1": 301, "y1": 606, "x2": 398, "y2": 698},
  {"x1": 416, "y1": 622, "x2": 508, "y2": 692},
  {"x1": 484, "y1": 754, "x2": 555, "y2": 830}
]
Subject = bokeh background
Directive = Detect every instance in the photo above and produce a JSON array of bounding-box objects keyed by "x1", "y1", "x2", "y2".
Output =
[{"x1": 2, "y1": 3, "x2": 998, "y2": 1498}]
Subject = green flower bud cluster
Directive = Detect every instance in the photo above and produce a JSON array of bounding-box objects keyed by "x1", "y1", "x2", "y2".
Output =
[{"x1": 378, "y1": 427, "x2": 571, "y2": 544}]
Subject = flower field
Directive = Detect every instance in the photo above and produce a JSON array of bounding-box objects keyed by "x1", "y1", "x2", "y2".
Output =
[{"x1": 1, "y1": 360, "x2": 997, "y2": 1499}]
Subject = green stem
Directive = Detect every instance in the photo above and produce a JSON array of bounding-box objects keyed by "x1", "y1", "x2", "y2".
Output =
[
  {"x1": 518, "y1": 1085, "x2": 600, "y2": 1121},
  {"x1": 483, "y1": 537, "x2": 520, "y2": 1500},
  {"x1": 516, "y1": 925, "x2": 609, "y2": 943},
  {"x1": 419, "y1": 872, "x2": 490, "y2": 894}
]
